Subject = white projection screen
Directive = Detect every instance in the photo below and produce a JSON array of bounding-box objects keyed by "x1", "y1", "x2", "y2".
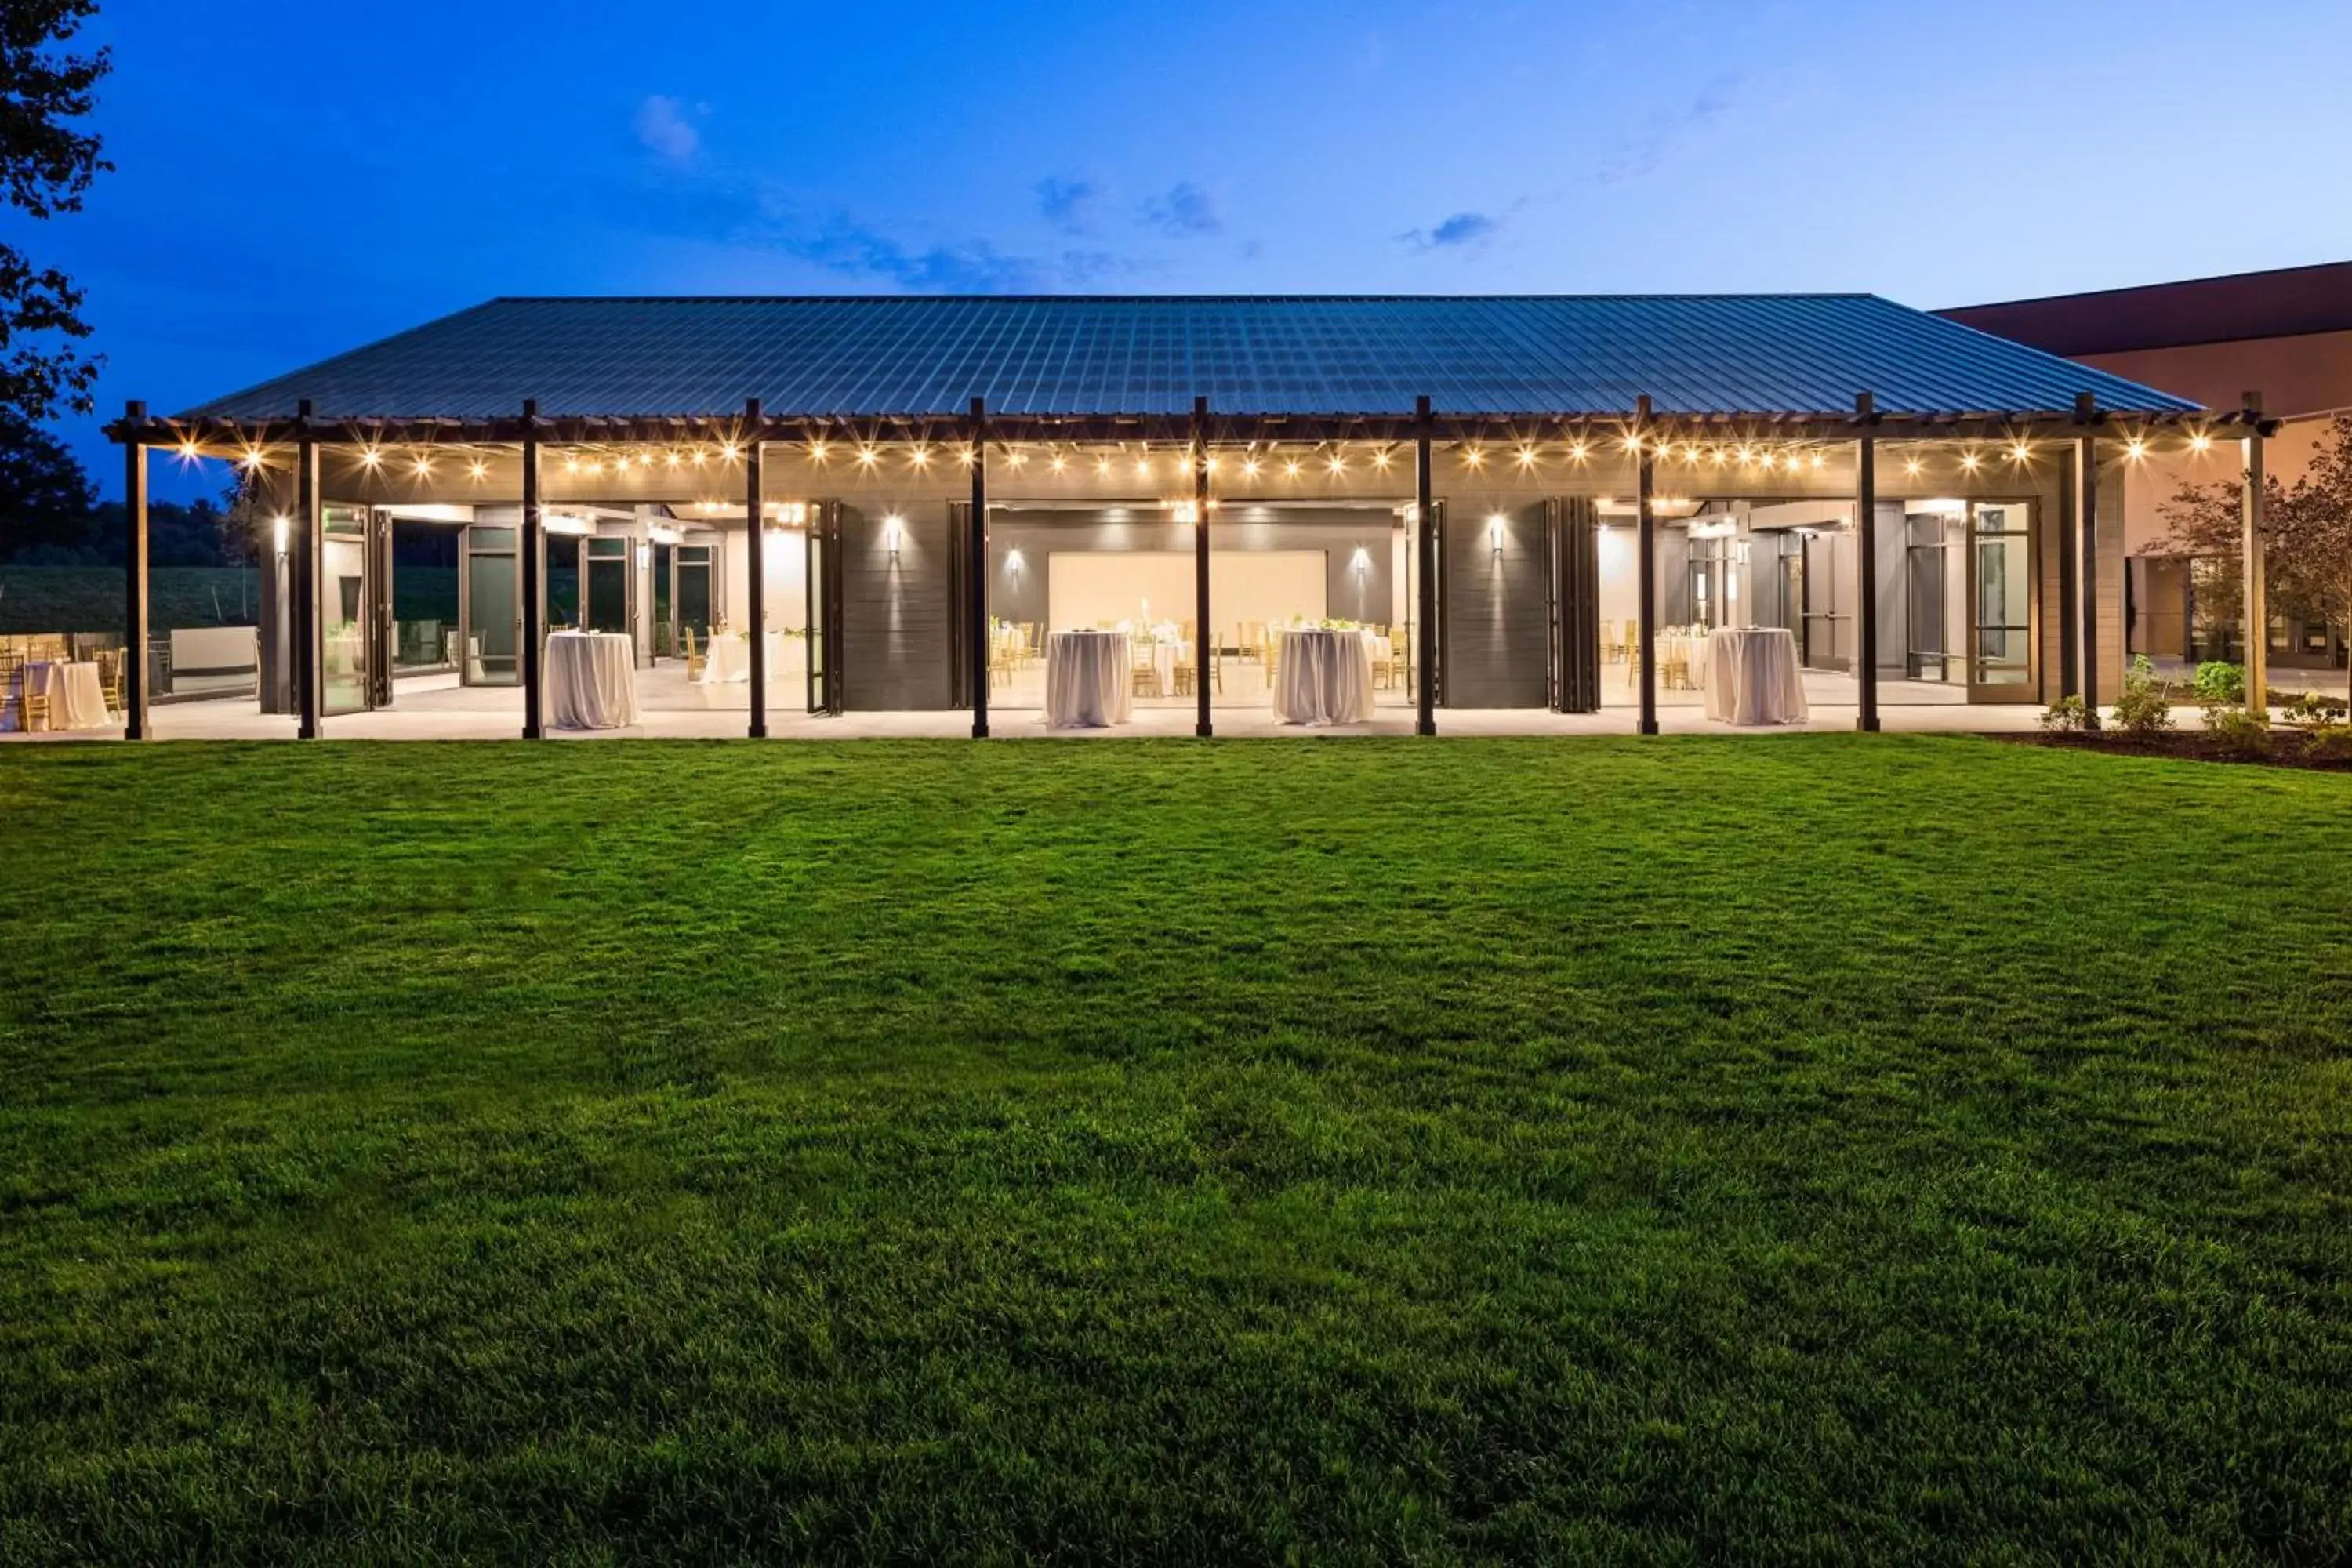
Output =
[{"x1": 1047, "y1": 550, "x2": 1327, "y2": 633}]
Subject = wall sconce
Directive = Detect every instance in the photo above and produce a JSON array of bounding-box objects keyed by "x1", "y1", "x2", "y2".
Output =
[
  {"x1": 1005, "y1": 547, "x2": 1025, "y2": 586},
  {"x1": 883, "y1": 512, "x2": 904, "y2": 560},
  {"x1": 271, "y1": 514, "x2": 289, "y2": 556},
  {"x1": 1349, "y1": 546, "x2": 1371, "y2": 577},
  {"x1": 1487, "y1": 513, "x2": 1507, "y2": 555}
]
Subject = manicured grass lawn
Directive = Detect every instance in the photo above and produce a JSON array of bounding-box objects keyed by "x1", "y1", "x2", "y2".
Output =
[{"x1": 2, "y1": 736, "x2": 2348, "y2": 1563}]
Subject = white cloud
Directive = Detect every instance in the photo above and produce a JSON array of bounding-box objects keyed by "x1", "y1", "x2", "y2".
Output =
[{"x1": 634, "y1": 96, "x2": 699, "y2": 164}]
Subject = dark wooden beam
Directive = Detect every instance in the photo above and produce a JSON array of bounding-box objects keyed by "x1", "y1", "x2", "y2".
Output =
[
  {"x1": 1635, "y1": 396, "x2": 1657, "y2": 736},
  {"x1": 968, "y1": 395, "x2": 989, "y2": 739},
  {"x1": 746, "y1": 397, "x2": 768, "y2": 739},
  {"x1": 1193, "y1": 395, "x2": 1212, "y2": 739},
  {"x1": 520, "y1": 400, "x2": 543, "y2": 739},
  {"x1": 2076, "y1": 397, "x2": 2102, "y2": 730},
  {"x1": 295, "y1": 402, "x2": 320, "y2": 739},
  {"x1": 1854, "y1": 391, "x2": 1879, "y2": 733},
  {"x1": 2241, "y1": 391, "x2": 2268, "y2": 711},
  {"x1": 122, "y1": 401, "x2": 150, "y2": 740},
  {"x1": 1414, "y1": 394, "x2": 1436, "y2": 736}
]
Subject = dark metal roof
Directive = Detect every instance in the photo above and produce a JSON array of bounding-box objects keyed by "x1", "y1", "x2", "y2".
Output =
[
  {"x1": 1942, "y1": 261, "x2": 2352, "y2": 358},
  {"x1": 180, "y1": 294, "x2": 2202, "y2": 426}
]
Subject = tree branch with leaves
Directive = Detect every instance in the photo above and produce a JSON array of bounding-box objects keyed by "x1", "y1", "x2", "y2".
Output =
[{"x1": 0, "y1": 0, "x2": 110, "y2": 424}]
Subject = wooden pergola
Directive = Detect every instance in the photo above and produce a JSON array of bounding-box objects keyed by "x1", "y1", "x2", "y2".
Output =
[{"x1": 107, "y1": 394, "x2": 2277, "y2": 743}]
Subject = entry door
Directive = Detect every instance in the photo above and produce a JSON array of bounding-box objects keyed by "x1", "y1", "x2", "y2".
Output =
[
  {"x1": 673, "y1": 544, "x2": 715, "y2": 648},
  {"x1": 1425, "y1": 500, "x2": 1448, "y2": 706},
  {"x1": 1799, "y1": 532, "x2": 1849, "y2": 671},
  {"x1": 319, "y1": 504, "x2": 386, "y2": 716},
  {"x1": 1967, "y1": 503, "x2": 2034, "y2": 700},
  {"x1": 806, "y1": 503, "x2": 844, "y2": 713},
  {"x1": 460, "y1": 523, "x2": 521, "y2": 686}
]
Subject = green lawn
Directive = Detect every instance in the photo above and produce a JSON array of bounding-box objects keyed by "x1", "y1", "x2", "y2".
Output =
[{"x1": 2, "y1": 737, "x2": 2347, "y2": 1563}]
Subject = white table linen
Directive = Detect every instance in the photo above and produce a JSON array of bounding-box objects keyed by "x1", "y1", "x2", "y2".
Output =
[
  {"x1": 1703, "y1": 628, "x2": 1809, "y2": 725},
  {"x1": 10, "y1": 661, "x2": 111, "y2": 731},
  {"x1": 695, "y1": 630, "x2": 783, "y2": 685},
  {"x1": 545, "y1": 631, "x2": 640, "y2": 729},
  {"x1": 1045, "y1": 630, "x2": 1132, "y2": 728},
  {"x1": 1273, "y1": 629, "x2": 1375, "y2": 725}
]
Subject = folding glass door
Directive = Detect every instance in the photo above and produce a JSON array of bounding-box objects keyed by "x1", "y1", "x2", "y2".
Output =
[
  {"x1": 320, "y1": 505, "x2": 390, "y2": 715},
  {"x1": 460, "y1": 524, "x2": 521, "y2": 686}
]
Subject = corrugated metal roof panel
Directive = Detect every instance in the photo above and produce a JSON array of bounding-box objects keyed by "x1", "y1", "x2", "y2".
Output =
[{"x1": 182, "y1": 294, "x2": 2205, "y2": 421}]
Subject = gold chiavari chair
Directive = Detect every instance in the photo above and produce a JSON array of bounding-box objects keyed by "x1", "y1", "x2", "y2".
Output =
[
  {"x1": 681, "y1": 626, "x2": 706, "y2": 681},
  {"x1": 1131, "y1": 643, "x2": 1163, "y2": 698}
]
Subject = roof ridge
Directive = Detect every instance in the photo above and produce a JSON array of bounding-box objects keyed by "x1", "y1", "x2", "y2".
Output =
[{"x1": 482, "y1": 292, "x2": 1889, "y2": 306}]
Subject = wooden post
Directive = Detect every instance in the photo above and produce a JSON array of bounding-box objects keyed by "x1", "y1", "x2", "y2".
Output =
[
  {"x1": 1853, "y1": 392, "x2": 1879, "y2": 732},
  {"x1": 2242, "y1": 393, "x2": 2267, "y2": 714},
  {"x1": 122, "y1": 402, "x2": 151, "y2": 739},
  {"x1": 520, "y1": 400, "x2": 543, "y2": 739},
  {"x1": 2076, "y1": 396, "x2": 2102, "y2": 729},
  {"x1": 296, "y1": 403, "x2": 321, "y2": 739},
  {"x1": 1193, "y1": 395, "x2": 1212, "y2": 738},
  {"x1": 2057, "y1": 424, "x2": 2079, "y2": 706},
  {"x1": 746, "y1": 397, "x2": 768, "y2": 739},
  {"x1": 1414, "y1": 395, "x2": 1436, "y2": 736},
  {"x1": 968, "y1": 397, "x2": 989, "y2": 739},
  {"x1": 1635, "y1": 396, "x2": 1658, "y2": 735}
]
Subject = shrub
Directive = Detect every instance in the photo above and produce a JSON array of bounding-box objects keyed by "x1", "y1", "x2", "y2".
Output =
[
  {"x1": 2281, "y1": 691, "x2": 2350, "y2": 726},
  {"x1": 2193, "y1": 661, "x2": 2246, "y2": 706},
  {"x1": 2111, "y1": 657, "x2": 2174, "y2": 738},
  {"x1": 2304, "y1": 724, "x2": 2352, "y2": 763},
  {"x1": 2203, "y1": 704, "x2": 2272, "y2": 757},
  {"x1": 2039, "y1": 695, "x2": 2087, "y2": 732}
]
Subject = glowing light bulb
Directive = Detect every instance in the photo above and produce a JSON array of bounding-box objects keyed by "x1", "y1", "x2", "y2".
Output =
[
  {"x1": 2009, "y1": 442, "x2": 2031, "y2": 463},
  {"x1": 1096, "y1": 456, "x2": 1113, "y2": 477},
  {"x1": 1283, "y1": 457, "x2": 1303, "y2": 478},
  {"x1": 1515, "y1": 445, "x2": 1538, "y2": 470},
  {"x1": 1461, "y1": 446, "x2": 1486, "y2": 470},
  {"x1": 1242, "y1": 456, "x2": 1262, "y2": 478},
  {"x1": 469, "y1": 459, "x2": 488, "y2": 481},
  {"x1": 808, "y1": 441, "x2": 829, "y2": 464},
  {"x1": 665, "y1": 450, "x2": 682, "y2": 469},
  {"x1": 1371, "y1": 448, "x2": 1392, "y2": 471},
  {"x1": 2124, "y1": 437, "x2": 2147, "y2": 461},
  {"x1": 1961, "y1": 450, "x2": 1982, "y2": 473},
  {"x1": 1326, "y1": 453, "x2": 1347, "y2": 476},
  {"x1": 412, "y1": 456, "x2": 433, "y2": 477},
  {"x1": 1570, "y1": 441, "x2": 1590, "y2": 462},
  {"x1": 1904, "y1": 456, "x2": 1923, "y2": 477},
  {"x1": 1050, "y1": 452, "x2": 1068, "y2": 474},
  {"x1": 856, "y1": 445, "x2": 880, "y2": 469},
  {"x1": 2190, "y1": 433, "x2": 2212, "y2": 453},
  {"x1": 361, "y1": 448, "x2": 383, "y2": 469},
  {"x1": 909, "y1": 445, "x2": 932, "y2": 470}
]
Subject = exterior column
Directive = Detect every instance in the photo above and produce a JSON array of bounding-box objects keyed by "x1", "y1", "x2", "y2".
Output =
[
  {"x1": 2241, "y1": 395, "x2": 2267, "y2": 713},
  {"x1": 1635, "y1": 398, "x2": 1657, "y2": 735},
  {"x1": 1853, "y1": 393, "x2": 1879, "y2": 732},
  {"x1": 295, "y1": 405, "x2": 321, "y2": 739},
  {"x1": 1414, "y1": 394, "x2": 1436, "y2": 735},
  {"x1": 122, "y1": 402, "x2": 151, "y2": 739},
  {"x1": 520, "y1": 400, "x2": 543, "y2": 739},
  {"x1": 746, "y1": 397, "x2": 768, "y2": 739},
  {"x1": 2078, "y1": 423, "x2": 2101, "y2": 728},
  {"x1": 2056, "y1": 431, "x2": 2079, "y2": 704},
  {"x1": 968, "y1": 396, "x2": 989, "y2": 739},
  {"x1": 1192, "y1": 395, "x2": 1211, "y2": 738}
]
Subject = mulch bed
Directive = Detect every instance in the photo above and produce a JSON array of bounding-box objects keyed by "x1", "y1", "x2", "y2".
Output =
[{"x1": 2005, "y1": 728, "x2": 2352, "y2": 772}]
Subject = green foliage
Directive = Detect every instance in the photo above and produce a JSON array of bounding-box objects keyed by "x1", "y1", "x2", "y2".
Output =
[
  {"x1": 2202, "y1": 703, "x2": 2272, "y2": 757},
  {"x1": 2303, "y1": 723, "x2": 2352, "y2": 763},
  {"x1": 2038, "y1": 694, "x2": 2087, "y2": 732},
  {"x1": 2110, "y1": 656, "x2": 2173, "y2": 738},
  {"x1": 2193, "y1": 661, "x2": 2246, "y2": 706},
  {"x1": 2281, "y1": 691, "x2": 2349, "y2": 727},
  {"x1": 2, "y1": 739, "x2": 2350, "y2": 1562},
  {"x1": 0, "y1": 0, "x2": 110, "y2": 423}
]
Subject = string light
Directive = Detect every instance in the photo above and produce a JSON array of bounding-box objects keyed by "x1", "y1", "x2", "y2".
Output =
[
  {"x1": 412, "y1": 455, "x2": 433, "y2": 477},
  {"x1": 2124, "y1": 437, "x2": 2148, "y2": 462},
  {"x1": 1096, "y1": 455, "x2": 1114, "y2": 477},
  {"x1": 1371, "y1": 447, "x2": 1393, "y2": 472},
  {"x1": 1904, "y1": 456, "x2": 1923, "y2": 477},
  {"x1": 2190, "y1": 432, "x2": 2213, "y2": 453},
  {"x1": 1570, "y1": 440, "x2": 1590, "y2": 463},
  {"x1": 856, "y1": 445, "x2": 880, "y2": 470},
  {"x1": 807, "y1": 441, "x2": 829, "y2": 465},
  {"x1": 665, "y1": 450, "x2": 682, "y2": 470},
  {"x1": 1242, "y1": 456, "x2": 1262, "y2": 478},
  {"x1": 1809, "y1": 452, "x2": 1826, "y2": 470},
  {"x1": 720, "y1": 441, "x2": 741, "y2": 463},
  {"x1": 1960, "y1": 449, "x2": 1982, "y2": 473},
  {"x1": 1049, "y1": 452, "x2": 1068, "y2": 474},
  {"x1": 361, "y1": 448, "x2": 383, "y2": 470},
  {"x1": 2009, "y1": 441, "x2": 2032, "y2": 463},
  {"x1": 1325, "y1": 452, "x2": 1347, "y2": 476},
  {"x1": 238, "y1": 448, "x2": 264, "y2": 471},
  {"x1": 468, "y1": 459, "x2": 488, "y2": 481},
  {"x1": 1283, "y1": 456, "x2": 1303, "y2": 478},
  {"x1": 909, "y1": 445, "x2": 932, "y2": 470},
  {"x1": 1134, "y1": 455, "x2": 1152, "y2": 478},
  {"x1": 177, "y1": 437, "x2": 201, "y2": 461},
  {"x1": 1515, "y1": 445, "x2": 1539, "y2": 470},
  {"x1": 1461, "y1": 445, "x2": 1486, "y2": 470}
]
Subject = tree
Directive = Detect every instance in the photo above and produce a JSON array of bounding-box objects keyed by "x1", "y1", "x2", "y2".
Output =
[
  {"x1": 2158, "y1": 412, "x2": 2352, "y2": 705},
  {"x1": 1, "y1": 0, "x2": 110, "y2": 424},
  {"x1": 0, "y1": 403, "x2": 94, "y2": 554}
]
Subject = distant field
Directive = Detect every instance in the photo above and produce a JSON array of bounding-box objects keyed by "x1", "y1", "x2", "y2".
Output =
[{"x1": 0, "y1": 566, "x2": 262, "y2": 634}]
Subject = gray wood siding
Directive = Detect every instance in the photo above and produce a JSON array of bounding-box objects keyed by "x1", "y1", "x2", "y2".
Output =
[
  {"x1": 1442, "y1": 502, "x2": 1550, "y2": 707},
  {"x1": 840, "y1": 503, "x2": 953, "y2": 711}
]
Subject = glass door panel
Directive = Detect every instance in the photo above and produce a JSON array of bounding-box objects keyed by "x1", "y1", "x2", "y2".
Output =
[
  {"x1": 321, "y1": 505, "x2": 372, "y2": 716},
  {"x1": 584, "y1": 536, "x2": 631, "y2": 633},
  {"x1": 1968, "y1": 503, "x2": 2034, "y2": 698},
  {"x1": 462, "y1": 524, "x2": 521, "y2": 686}
]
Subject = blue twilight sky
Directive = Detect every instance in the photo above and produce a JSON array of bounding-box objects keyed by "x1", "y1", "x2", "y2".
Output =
[{"x1": 31, "y1": 0, "x2": 2352, "y2": 499}]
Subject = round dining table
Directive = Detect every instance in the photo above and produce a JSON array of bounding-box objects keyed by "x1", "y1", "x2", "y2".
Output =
[
  {"x1": 13, "y1": 660, "x2": 111, "y2": 731},
  {"x1": 1273, "y1": 629, "x2": 1375, "y2": 726},
  {"x1": 1044, "y1": 630, "x2": 1133, "y2": 728},
  {"x1": 1702, "y1": 627, "x2": 1809, "y2": 725},
  {"x1": 545, "y1": 631, "x2": 640, "y2": 730}
]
